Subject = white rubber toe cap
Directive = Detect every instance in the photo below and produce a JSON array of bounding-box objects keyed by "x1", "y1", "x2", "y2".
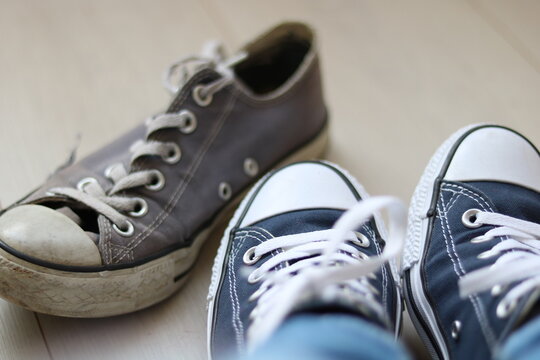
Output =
[
  {"x1": 240, "y1": 162, "x2": 360, "y2": 227},
  {"x1": 444, "y1": 126, "x2": 540, "y2": 193},
  {"x1": 0, "y1": 204, "x2": 102, "y2": 267}
]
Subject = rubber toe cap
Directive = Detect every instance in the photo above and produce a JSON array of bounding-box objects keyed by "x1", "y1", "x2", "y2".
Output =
[
  {"x1": 444, "y1": 126, "x2": 540, "y2": 193},
  {"x1": 0, "y1": 204, "x2": 102, "y2": 267},
  {"x1": 240, "y1": 162, "x2": 360, "y2": 227}
]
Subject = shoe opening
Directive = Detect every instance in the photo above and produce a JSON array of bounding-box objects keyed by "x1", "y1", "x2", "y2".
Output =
[{"x1": 234, "y1": 22, "x2": 313, "y2": 95}]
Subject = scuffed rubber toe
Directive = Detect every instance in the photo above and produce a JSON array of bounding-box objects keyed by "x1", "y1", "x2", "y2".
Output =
[{"x1": 0, "y1": 204, "x2": 102, "y2": 267}]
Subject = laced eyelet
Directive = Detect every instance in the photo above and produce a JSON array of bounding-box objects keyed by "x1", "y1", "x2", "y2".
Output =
[
  {"x1": 179, "y1": 110, "x2": 197, "y2": 134},
  {"x1": 497, "y1": 299, "x2": 517, "y2": 318},
  {"x1": 477, "y1": 250, "x2": 494, "y2": 259},
  {"x1": 358, "y1": 252, "x2": 370, "y2": 260},
  {"x1": 113, "y1": 221, "x2": 134, "y2": 237},
  {"x1": 243, "y1": 158, "x2": 259, "y2": 177},
  {"x1": 77, "y1": 177, "x2": 99, "y2": 192},
  {"x1": 352, "y1": 231, "x2": 370, "y2": 247},
  {"x1": 470, "y1": 236, "x2": 491, "y2": 244},
  {"x1": 248, "y1": 271, "x2": 263, "y2": 284},
  {"x1": 243, "y1": 246, "x2": 260, "y2": 265},
  {"x1": 192, "y1": 85, "x2": 213, "y2": 107},
  {"x1": 219, "y1": 182, "x2": 232, "y2": 201},
  {"x1": 491, "y1": 284, "x2": 503, "y2": 296},
  {"x1": 129, "y1": 198, "x2": 148, "y2": 217},
  {"x1": 163, "y1": 143, "x2": 181, "y2": 164},
  {"x1": 146, "y1": 170, "x2": 165, "y2": 191},
  {"x1": 462, "y1": 209, "x2": 482, "y2": 228}
]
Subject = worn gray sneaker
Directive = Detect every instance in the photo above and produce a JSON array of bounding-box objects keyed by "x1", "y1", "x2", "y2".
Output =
[{"x1": 0, "y1": 22, "x2": 328, "y2": 317}]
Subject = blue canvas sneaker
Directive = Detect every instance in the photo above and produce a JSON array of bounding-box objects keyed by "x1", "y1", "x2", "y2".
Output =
[
  {"x1": 402, "y1": 124, "x2": 540, "y2": 359},
  {"x1": 206, "y1": 161, "x2": 406, "y2": 359}
]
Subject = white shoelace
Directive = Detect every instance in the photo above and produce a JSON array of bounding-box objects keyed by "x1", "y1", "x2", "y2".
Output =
[
  {"x1": 48, "y1": 42, "x2": 246, "y2": 234},
  {"x1": 246, "y1": 196, "x2": 406, "y2": 349},
  {"x1": 459, "y1": 210, "x2": 540, "y2": 317}
]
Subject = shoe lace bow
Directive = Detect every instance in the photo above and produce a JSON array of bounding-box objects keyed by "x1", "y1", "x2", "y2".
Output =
[{"x1": 245, "y1": 196, "x2": 406, "y2": 349}]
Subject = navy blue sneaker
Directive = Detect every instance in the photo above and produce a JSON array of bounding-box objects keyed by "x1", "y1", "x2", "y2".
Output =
[
  {"x1": 402, "y1": 125, "x2": 540, "y2": 359},
  {"x1": 207, "y1": 161, "x2": 406, "y2": 359}
]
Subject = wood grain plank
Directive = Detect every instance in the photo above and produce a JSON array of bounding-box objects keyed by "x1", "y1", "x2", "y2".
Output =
[
  {"x1": 1, "y1": 1, "x2": 539, "y2": 360},
  {"x1": 468, "y1": 0, "x2": 540, "y2": 73},
  {"x1": 0, "y1": 300, "x2": 51, "y2": 360},
  {"x1": 0, "y1": 0, "x2": 228, "y2": 359},
  {"x1": 204, "y1": 0, "x2": 540, "y2": 203},
  {"x1": 204, "y1": 1, "x2": 540, "y2": 359},
  {"x1": 37, "y1": 227, "x2": 222, "y2": 360}
]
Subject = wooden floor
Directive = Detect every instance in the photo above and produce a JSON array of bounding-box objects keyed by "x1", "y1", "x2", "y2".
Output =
[{"x1": 0, "y1": 1, "x2": 539, "y2": 359}]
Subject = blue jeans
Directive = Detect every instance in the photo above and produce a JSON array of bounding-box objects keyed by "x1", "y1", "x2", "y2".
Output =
[
  {"x1": 239, "y1": 314, "x2": 410, "y2": 360},
  {"x1": 239, "y1": 314, "x2": 540, "y2": 360}
]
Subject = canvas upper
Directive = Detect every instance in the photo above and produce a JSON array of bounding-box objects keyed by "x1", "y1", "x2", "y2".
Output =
[
  {"x1": 0, "y1": 22, "x2": 328, "y2": 271},
  {"x1": 403, "y1": 125, "x2": 540, "y2": 359},
  {"x1": 208, "y1": 161, "x2": 403, "y2": 359}
]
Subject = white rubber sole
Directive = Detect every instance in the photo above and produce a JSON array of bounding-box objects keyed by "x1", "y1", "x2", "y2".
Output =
[
  {"x1": 402, "y1": 124, "x2": 486, "y2": 360},
  {"x1": 0, "y1": 125, "x2": 329, "y2": 318},
  {"x1": 206, "y1": 159, "x2": 403, "y2": 359}
]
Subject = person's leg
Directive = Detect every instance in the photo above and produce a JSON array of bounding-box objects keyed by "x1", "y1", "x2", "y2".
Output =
[
  {"x1": 498, "y1": 317, "x2": 540, "y2": 360},
  {"x1": 238, "y1": 313, "x2": 410, "y2": 360}
]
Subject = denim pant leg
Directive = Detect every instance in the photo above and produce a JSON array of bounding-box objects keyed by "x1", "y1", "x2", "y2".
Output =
[
  {"x1": 236, "y1": 313, "x2": 410, "y2": 360},
  {"x1": 498, "y1": 316, "x2": 540, "y2": 360}
]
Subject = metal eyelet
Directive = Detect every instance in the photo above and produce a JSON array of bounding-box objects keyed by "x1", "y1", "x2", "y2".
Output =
[
  {"x1": 243, "y1": 158, "x2": 259, "y2": 177},
  {"x1": 103, "y1": 165, "x2": 116, "y2": 180},
  {"x1": 163, "y1": 143, "x2": 181, "y2": 164},
  {"x1": 77, "y1": 177, "x2": 99, "y2": 192},
  {"x1": 179, "y1": 110, "x2": 197, "y2": 134},
  {"x1": 243, "y1": 246, "x2": 260, "y2": 265},
  {"x1": 113, "y1": 220, "x2": 135, "y2": 237},
  {"x1": 451, "y1": 320, "x2": 461, "y2": 340},
  {"x1": 462, "y1": 209, "x2": 482, "y2": 228},
  {"x1": 192, "y1": 85, "x2": 212, "y2": 107},
  {"x1": 352, "y1": 231, "x2": 370, "y2": 247},
  {"x1": 129, "y1": 198, "x2": 148, "y2": 217},
  {"x1": 146, "y1": 170, "x2": 165, "y2": 191},
  {"x1": 497, "y1": 299, "x2": 517, "y2": 318},
  {"x1": 219, "y1": 182, "x2": 232, "y2": 201},
  {"x1": 491, "y1": 285, "x2": 503, "y2": 296}
]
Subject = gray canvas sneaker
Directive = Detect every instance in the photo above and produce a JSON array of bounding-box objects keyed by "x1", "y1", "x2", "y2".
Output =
[{"x1": 0, "y1": 22, "x2": 328, "y2": 317}]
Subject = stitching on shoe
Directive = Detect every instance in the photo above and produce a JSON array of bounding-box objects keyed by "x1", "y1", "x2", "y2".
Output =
[
  {"x1": 363, "y1": 224, "x2": 388, "y2": 312},
  {"x1": 105, "y1": 219, "x2": 113, "y2": 264},
  {"x1": 111, "y1": 88, "x2": 238, "y2": 263},
  {"x1": 228, "y1": 228, "x2": 274, "y2": 351},
  {"x1": 446, "y1": 191, "x2": 460, "y2": 212},
  {"x1": 443, "y1": 183, "x2": 492, "y2": 213},
  {"x1": 110, "y1": 243, "x2": 134, "y2": 262},
  {"x1": 437, "y1": 187, "x2": 497, "y2": 349}
]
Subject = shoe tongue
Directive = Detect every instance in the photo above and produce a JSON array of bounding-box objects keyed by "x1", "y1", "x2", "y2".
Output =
[
  {"x1": 250, "y1": 209, "x2": 344, "y2": 237},
  {"x1": 250, "y1": 209, "x2": 389, "y2": 328},
  {"x1": 56, "y1": 206, "x2": 81, "y2": 224},
  {"x1": 249, "y1": 209, "x2": 344, "y2": 266},
  {"x1": 54, "y1": 206, "x2": 100, "y2": 244},
  {"x1": 464, "y1": 181, "x2": 540, "y2": 223}
]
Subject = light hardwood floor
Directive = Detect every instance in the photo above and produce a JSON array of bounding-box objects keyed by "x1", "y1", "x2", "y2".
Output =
[{"x1": 0, "y1": 1, "x2": 538, "y2": 359}]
